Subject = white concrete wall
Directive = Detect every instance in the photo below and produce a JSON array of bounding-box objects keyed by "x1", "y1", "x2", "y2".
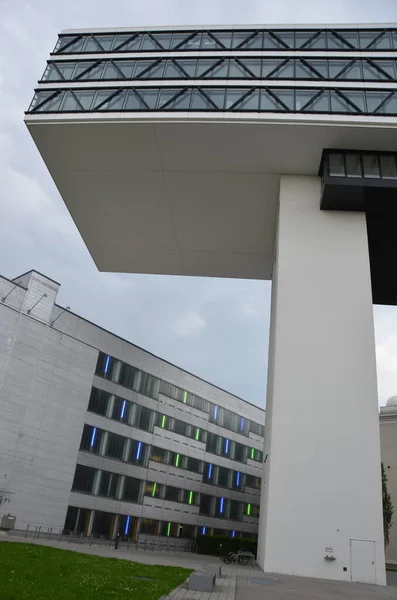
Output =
[
  {"x1": 258, "y1": 175, "x2": 385, "y2": 584},
  {"x1": 0, "y1": 275, "x2": 98, "y2": 530}
]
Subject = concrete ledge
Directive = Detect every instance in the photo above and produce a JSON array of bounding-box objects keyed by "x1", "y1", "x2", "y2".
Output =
[
  {"x1": 202, "y1": 563, "x2": 222, "y2": 578},
  {"x1": 189, "y1": 571, "x2": 216, "y2": 592}
]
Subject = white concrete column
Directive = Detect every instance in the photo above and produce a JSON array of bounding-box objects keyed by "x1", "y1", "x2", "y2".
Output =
[{"x1": 257, "y1": 175, "x2": 385, "y2": 585}]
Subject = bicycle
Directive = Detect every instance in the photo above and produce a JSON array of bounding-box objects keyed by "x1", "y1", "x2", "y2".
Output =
[{"x1": 221, "y1": 548, "x2": 252, "y2": 565}]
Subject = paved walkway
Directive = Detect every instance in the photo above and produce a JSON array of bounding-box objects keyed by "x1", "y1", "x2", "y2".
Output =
[{"x1": 4, "y1": 536, "x2": 397, "y2": 599}]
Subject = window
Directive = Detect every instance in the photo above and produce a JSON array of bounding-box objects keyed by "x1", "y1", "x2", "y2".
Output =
[
  {"x1": 144, "y1": 482, "x2": 161, "y2": 498},
  {"x1": 246, "y1": 474, "x2": 261, "y2": 489},
  {"x1": 98, "y1": 471, "x2": 120, "y2": 499},
  {"x1": 164, "y1": 486, "x2": 180, "y2": 503},
  {"x1": 181, "y1": 489, "x2": 196, "y2": 505},
  {"x1": 200, "y1": 494, "x2": 213, "y2": 516},
  {"x1": 72, "y1": 465, "x2": 96, "y2": 494},
  {"x1": 329, "y1": 153, "x2": 345, "y2": 177},
  {"x1": 129, "y1": 440, "x2": 146, "y2": 465},
  {"x1": 380, "y1": 155, "x2": 397, "y2": 179},
  {"x1": 105, "y1": 432, "x2": 125, "y2": 461},
  {"x1": 136, "y1": 405, "x2": 154, "y2": 432},
  {"x1": 206, "y1": 432, "x2": 219, "y2": 454},
  {"x1": 345, "y1": 154, "x2": 362, "y2": 178},
  {"x1": 234, "y1": 442, "x2": 246, "y2": 463},
  {"x1": 122, "y1": 477, "x2": 142, "y2": 503},
  {"x1": 204, "y1": 462, "x2": 214, "y2": 483},
  {"x1": 363, "y1": 154, "x2": 380, "y2": 178},
  {"x1": 112, "y1": 396, "x2": 132, "y2": 423},
  {"x1": 150, "y1": 446, "x2": 168, "y2": 464},
  {"x1": 88, "y1": 388, "x2": 110, "y2": 417},
  {"x1": 119, "y1": 362, "x2": 139, "y2": 389},
  {"x1": 186, "y1": 457, "x2": 203, "y2": 473},
  {"x1": 80, "y1": 424, "x2": 103, "y2": 453},
  {"x1": 218, "y1": 466, "x2": 230, "y2": 487},
  {"x1": 229, "y1": 500, "x2": 242, "y2": 521},
  {"x1": 140, "y1": 518, "x2": 159, "y2": 535}
]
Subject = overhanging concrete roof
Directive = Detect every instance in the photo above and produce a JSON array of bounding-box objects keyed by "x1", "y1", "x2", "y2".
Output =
[{"x1": 25, "y1": 114, "x2": 397, "y2": 279}]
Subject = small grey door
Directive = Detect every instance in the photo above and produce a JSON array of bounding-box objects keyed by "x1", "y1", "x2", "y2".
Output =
[{"x1": 350, "y1": 539, "x2": 376, "y2": 584}]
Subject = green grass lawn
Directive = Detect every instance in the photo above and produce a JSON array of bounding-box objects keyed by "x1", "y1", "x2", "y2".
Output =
[{"x1": 0, "y1": 542, "x2": 192, "y2": 600}]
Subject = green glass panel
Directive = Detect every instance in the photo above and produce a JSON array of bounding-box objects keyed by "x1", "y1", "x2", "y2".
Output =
[
  {"x1": 240, "y1": 32, "x2": 263, "y2": 49},
  {"x1": 102, "y1": 62, "x2": 123, "y2": 80},
  {"x1": 143, "y1": 61, "x2": 166, "y2": 78},
  {"x1": 336, "y1": 61, "x2": 362, "y2": 80},
  {"x1": 263, "y1": 32, "x2": 286, "y2": 49},
  {"x1": 371, "y1": 32, "x2": 392, "y2": 50},
  {"x1": 175, "y1": 59, "x2": 197, "y2": 77},
  {"x1": 366, "y1": 90, "x2": 390, "y2": 113},
  {"x1": 117, "y1": 61, "x2": 136, "y2": 78},
  {"x1": 96, "y1": 90, "x2": 126, "y2": 111},
  {"x1": 232, "y1": 89, "x2": 260, "y2": 110},
  {"x1": 141, "y1": 34, "x2": 162, "y2": 51},
  {"x1": 55, "y1": 62, "x2": 76, "y2": 80},
  {"x1": 83, "y1": 37, "x2": 103, "y2": 52},
  {"x1": 34, "y1": 91, "x2": 64, "y2": 112},
  {"x1": 331, "y1": 30, "x2": 358, "y2": 48},
  {"x1": 239, "y1": 58, "x2": 262, "y2": 77},
  {"x1": 213, "y1": 31, "x2": 233, "y2": 48},
  {"x1": 206, "y1": 59, "x2": 229, "y2": 78},
  {"x1": 152, "y1": 33, "x2": 172, "y2": 49},
  {"x1": 301, "y1": 90, "x2": 330, "y2": 112},
  {"x1": 191, "y1": 89, "x2": 218, "y2": 110},
  {"x1": 304, "y1": 31, "x2": 327, "y2": 49},
  {"x1": 96, "y1": 35, "x2": 114, "y2": 51},
  {"x1": 163, "y1": 60, "x2": 187, "y2": 78},
  {"x1": 225, "y1": 88, "x2": 248, "y2": 109},
  {"x1": 295, "y1": 59, "x2": 324, "y2": 79},
  {"x1": 77, "y1": 62, "x2": 104, "y2": 80},
  {"x1": 201, "y1": 32, "x2": 223, "y2": 49},
  {"x1": 271, "y1": 59, "x2": 294, "y2": 78}
]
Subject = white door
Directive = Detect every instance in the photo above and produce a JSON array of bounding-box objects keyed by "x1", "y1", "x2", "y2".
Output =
[{"x1": 350, "y1": 539, "x2": 376, "y2": 584}]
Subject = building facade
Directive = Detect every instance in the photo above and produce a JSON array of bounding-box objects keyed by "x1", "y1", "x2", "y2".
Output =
[
  {"x1": 24, "y1": 24, "x2": 397, "y2": 584},
  {"x1": 0, "y1": 270, "x2": 264, "y2": 542},
  {"x1": 380, "y1": 399, "x2": 397, "y2": 565}
]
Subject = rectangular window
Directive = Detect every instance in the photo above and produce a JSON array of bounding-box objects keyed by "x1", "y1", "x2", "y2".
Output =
[
  {"x1": 329, "y1": 153, "x2": 345, "y2": 177},
  {"x1": 88, "y1": 387, "x2": 109, "y2": 417},
  {"x1": 234, "y1": 442, "x2": 246, "y2": 463},
  {"x1": 144, "y1": 481, "x2": 161, "y2": 498},
  {"x1": 140, "y1": 518, "x2": 159, "y2": 535},
  {"x1": 200, "y1": 494, "x2": 213, "y2": 516},
  {"x1": 129, "y1": 440, "x2": 145, "y2": 465},
  {"x1": 72, "y1": 464, "x2": 96, "y2": 494},
  {"x1": 112, "y1": 396, "x2": 132, "y2": 422},
  {"x1": 136, "y1": 405, "x2": 154, "y2": 432},
  {"x1": 181, "y1": 489, "x2": 196, "y2": 505},
  {"x1": 218, "y1": 466, "x2": 230, "y2": 488},
  {"x1": 98, "y1": 471, "x2": 120, "y2": 499},
  {"x1": 122, "y1": 477, "x2": 142, "y2": 503},
  {"x1": 206, "y1": 432, "x2": 219, "y2": 454},
  {"x1": 150, "y1": 446, "x2": 168, "y2": 464},
  {"x1": 345, "y1": 153, "x2": 362, "y2": 178},
  {"x1": 164, "y1": 486, "x2": 180, "y2": 503},
  {"x1": 80, "y1": 424, "x2": 102, "y2": 453},
  {"x1": 186, "y1": 456, "x2": 203, "y2": 473},
  {"x1": 363, "y1": 154, "x2": 380, "y2": 178},
  {"x1": 380, "y1": 155, "x2": 397, "y2": 179},
  {"x1": 105, "y1": 432, "x2": 125, "y2": 461},
  {"x1": 229, "y1": 500, "x2": 242, "y2": 521},
  {"x1": 246, "y1": 474, "x2": 261, "y2": 489}
]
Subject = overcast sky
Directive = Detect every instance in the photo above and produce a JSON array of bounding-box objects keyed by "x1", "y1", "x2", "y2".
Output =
[{"x1": 1, "y1": 0, "x2": 397, "y2": 408}]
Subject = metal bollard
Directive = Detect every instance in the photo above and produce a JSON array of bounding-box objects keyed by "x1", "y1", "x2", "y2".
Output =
[
  {"x1": 25, "y1": 525, "x2": 30, "y2": 538},
  {"x1": 114, "y1": 533, "x2": 120, "y2": 550}
]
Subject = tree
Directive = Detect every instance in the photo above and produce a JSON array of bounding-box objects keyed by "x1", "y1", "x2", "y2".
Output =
[{"x1": 382, "y1": 462, "x2": 394, "y2": 547}]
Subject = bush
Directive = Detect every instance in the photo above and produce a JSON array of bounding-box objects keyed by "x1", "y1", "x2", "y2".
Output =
[{"x1": 196, "y1": 535, "x2": 257, "y2": 558}]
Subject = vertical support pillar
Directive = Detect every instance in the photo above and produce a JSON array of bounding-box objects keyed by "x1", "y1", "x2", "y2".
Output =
[{"x1": 258, "y1": 175, "x2": 385, "y2": 585}]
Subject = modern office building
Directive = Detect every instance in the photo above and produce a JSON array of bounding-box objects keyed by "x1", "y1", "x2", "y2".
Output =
[
  {"x1": 24, "y1": 24, "x2": 397, "y2": 584},
  {"x1": 0, "y1": 270, "x2": 264, "y2": 543},
  {"x1": 379, "y1": 399, "x2": 397, "y2": 565}
]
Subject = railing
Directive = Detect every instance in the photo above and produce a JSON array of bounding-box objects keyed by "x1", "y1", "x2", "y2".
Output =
[{"x1": 11, "y1": 526, "x2": 195, "y2": 554}]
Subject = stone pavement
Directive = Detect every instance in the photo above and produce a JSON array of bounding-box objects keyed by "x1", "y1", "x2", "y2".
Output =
[{"x1": 4, "y1": 536, "x2": 397, "y2": 600}]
